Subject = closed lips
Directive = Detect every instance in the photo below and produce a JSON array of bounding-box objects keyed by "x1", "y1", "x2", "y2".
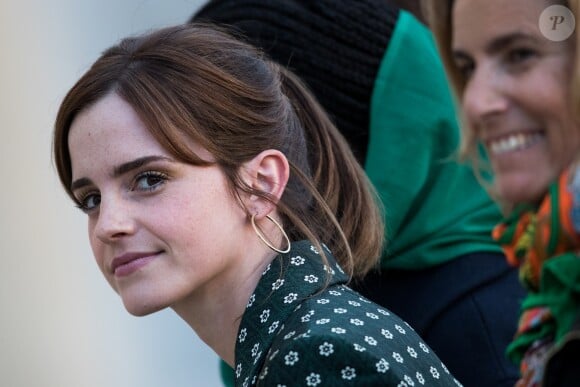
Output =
[{"x1": 111, "y1": 251, "x2": 162, "y2": 273}]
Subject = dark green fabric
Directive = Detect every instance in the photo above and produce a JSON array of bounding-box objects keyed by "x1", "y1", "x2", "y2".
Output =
[
  {"x1": 365, "y1": 11, "x2": 502, "y2": 269},
  {"x1": 507, "y1": 253, "x2": 580, "y2": 363},
  {"x1": 231, "y1": 240, "x2": 459, "y2": 386}
]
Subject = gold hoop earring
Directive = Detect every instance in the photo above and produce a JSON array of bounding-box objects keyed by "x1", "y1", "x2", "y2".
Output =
[{"x1": 251, "y1": 214, "x2": 291, "y2": 254}]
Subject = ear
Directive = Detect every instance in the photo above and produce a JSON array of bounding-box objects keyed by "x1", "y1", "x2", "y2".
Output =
[{"x1": 241, "y1": 149, "x2": 290, "y2": 216}]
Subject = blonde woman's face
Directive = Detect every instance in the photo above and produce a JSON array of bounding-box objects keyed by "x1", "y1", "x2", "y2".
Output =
[{"x1": 452, "y1": 0, "x2": 579, "y2": 205}]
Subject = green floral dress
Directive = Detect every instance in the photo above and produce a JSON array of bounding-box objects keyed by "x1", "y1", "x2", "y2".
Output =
[{"x1": 234, "y1": 240, "x2": 461, "y2": 386}]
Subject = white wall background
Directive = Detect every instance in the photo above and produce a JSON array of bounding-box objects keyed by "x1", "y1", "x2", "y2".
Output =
[{"x1": 0, "y1": 1, "x2": 223, "y2": 386}]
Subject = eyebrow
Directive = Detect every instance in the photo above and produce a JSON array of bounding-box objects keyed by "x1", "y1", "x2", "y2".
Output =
[
  {"x1": 70, "y1": 155, "x2": 174, "y2": 191},
  {"x1": 453, "y1": 32, "x2": 538, "y2": 60}
]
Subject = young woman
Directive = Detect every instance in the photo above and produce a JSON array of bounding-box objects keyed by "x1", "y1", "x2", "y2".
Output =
[
  {"x1": 53, "y1": 24, "x2": 459, "y2": 386},
  {"x1": 424, "y1": 0, "x2": 580, "y2": 385}
]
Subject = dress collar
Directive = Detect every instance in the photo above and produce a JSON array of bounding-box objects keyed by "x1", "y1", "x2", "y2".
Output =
[{"x1": 233, "y1": 240, "x2": 349, "y2": 386}]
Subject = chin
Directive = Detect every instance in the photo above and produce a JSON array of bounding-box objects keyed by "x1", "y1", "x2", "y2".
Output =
[
  {"x1": 496, "y1": 177, "x2": 547, "y2": 207},
  {"x1": 122, "y1": 298, "x2": 168, "y2": 317}
]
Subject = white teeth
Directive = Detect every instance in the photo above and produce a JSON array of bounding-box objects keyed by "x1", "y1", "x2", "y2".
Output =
[{"x1": 489, "y1": 133, "x2": 543, "y2": 155}]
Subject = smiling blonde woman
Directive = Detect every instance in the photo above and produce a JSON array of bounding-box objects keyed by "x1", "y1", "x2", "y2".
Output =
[{"x1": 424, "y1": 0, "x2": 580, "y2": 385}]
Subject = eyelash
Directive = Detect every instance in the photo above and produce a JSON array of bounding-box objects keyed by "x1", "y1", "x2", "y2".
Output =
[
  {"x1": 74, "y1": 170, "x2": 170, "y2": 213},
  {"x1": 505, "y1": 47, "x2": 537, "y2": 66},
  {"x1": 456, "y1": 61, "x2": 475, "y2": 81},
  {"x1": 131, "y1": 170, "x2": 169, "y2": 192}
]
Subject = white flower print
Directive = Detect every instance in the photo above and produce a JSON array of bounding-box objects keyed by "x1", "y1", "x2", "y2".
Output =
[
  {"x1": 376, "y1": 358, "x2": 389, "y2": 373},
  {"x1": 276, "y1": 385, "x2": 286, "y2": 387},
  {"x1": 348, "y1": 300, "x2": 361, "y2": 307},
  {"x1": 284, "y1": 351, "x2": 299, "y2": 366},
  {"x1": 253, "y1": 351, "x2": 262, "y2": 365},
  {"x1": 251, "y1": 343, "x2": 260, "y2": 357},
  {"x1": 290, "y1": 256, "x2": 305, "y2": 266},
  {"x1": 416, "y1": 372, "x2": 425, "y2": 385},
  {"x1": 364, "y1": 336, "x2": 377, "y2": 346},
  {"x1": 336, "y1": 263, "x2": 345, "y2": 274},
  {"x1": 419, "y1": 342, "x2": 429, "y2": 353},
  {"x1": 392, "y1": 352, "x2": 404, "y2": 363},
  {"x1": 271, "y1": 279, "x2": 284, "y2": 290},
  {"x1": 260, "y1": 309, "x2": 270, "y2": 323},
  {"x1": 315, "y1": 318, "x2": 330, "y2": 325},
  {"x1": 359, "y1": 296, "x2": 371, "y2": 303},
  {"x1": 304, "y1": 274, "x2": 319, "y2": 283},
  {"x1": 284, "y1": 293, "x2": 298, "y2": 304},
  {"x1": 316, "y1": 298, "x2": 330, "y2": 305},
  {"x1": 328, "y1": 290, "x2": 341, "y2": 296},
  {"x1": 407, "y1": 346, "x2": 417, "y2": 358},
  {"x1": 301, "y1": 314, "x2": 311, "y2": 323},
  {"x1": 319, "y1": 342, "x2": 334, "y2": 356},
  {"x1": 430, "y1": 366, "x2": 440, "y2": 379},
  {"x1": 262, "y1": 263, "x2": 271, "y2": 275},
  {"x1": 310, "y1": 245, "x2": 320, "y2": 254},
  {"x1": 353, "y1": 343, "x2": 366, "y2": 352},
  {"x1": 305, "y1": 372, "x2": 321, "y2": 386},
  {"x1": 366, "y1": 312, "x2": 379, "y2": 319},
  {"x1": 381, "y1": 329, "x2": 393, "y2": 339},
  {"x1": 242, "y1": 376, "x2": 249, "y2": 387},
  {"x1": 331, "y1": 327, "x2": 346, "y2": 334},
  {"x1": 294, "y1": 330, "x2": 311, "y2": 340},
  {"x1": 334, "y1": 307, "x2": 347, "y2": 314},
  {"x1": 323, "y1": 265, "x2": 335, "y2": 274},
  {"x1": 397, "y1": 382, "x2": 408, "y2": 387},
  {"x1": 246, "y1": 294, "x2": 256, "y2": 308},
  {"x1": 283, "y1": 331, "x2": 296, "y2": 340},
  {"x1": 404, "y1": 375, "x2": 415, "y2": 386},
  {"x1": 238, "y1": 328, "x2": 247, "y2": 343},
  {"x1": 377, "y1": 308, "x2": 390, "y2": 316},
  {"x1": 395, "y1": 324, "x2": 406, "y2": 334},
  {"x1": 259, "y1": 366, "x2": 268, "y2": 380},
  {"x1": 350, "y1": 318, "x2": 364, "y2": 326},
  {"x1": 441, "y1": 362, "x2": 450, "y2": 374},
  {"x1": 454, "y1": 379, "x2": 464, "y2": 386},
  {"x1": 235, "y1": 363, "x2": 242, "y2": 378},
  {"x1": 268, "y1": 321, "x2": 280, "y2": 334},
  {"x1": 341, "y1": 366, "x2": 357, "y2": 380},
  {"x1": 268, "y1": 350, "x2": 279, "y2": 361},
  {"x1": 252, "y1": 376, "x2": 257, "y2": 385}
]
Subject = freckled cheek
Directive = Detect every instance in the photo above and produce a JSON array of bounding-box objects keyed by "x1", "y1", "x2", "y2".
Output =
[{"x1": 86, "y1": 222, "x2": 108, "y2": 275}]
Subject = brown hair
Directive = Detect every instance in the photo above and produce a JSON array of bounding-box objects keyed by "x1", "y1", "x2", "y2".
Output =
[{"x1": 53, "y1": 23, "x2": 384, "y2": 278}]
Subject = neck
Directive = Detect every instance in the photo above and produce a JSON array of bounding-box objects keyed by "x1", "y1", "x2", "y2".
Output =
[{"x1": 170, "y1": 240, "x2": 276, "y2": 367}]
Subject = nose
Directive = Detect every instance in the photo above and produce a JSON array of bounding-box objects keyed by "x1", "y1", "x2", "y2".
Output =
[
  {"x1": 462, "y1": 64, "x2": 509, "y2": 126},
  {"x1": 93, "y1": 195, "x2": 136, "y2": 243}
]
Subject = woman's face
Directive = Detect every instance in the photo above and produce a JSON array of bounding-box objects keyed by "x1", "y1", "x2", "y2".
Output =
[
  {"x1": 68, "y1": 93, "x2": 251, "y2": 316},
  {"x1": 452, "y1": 0, "x2": 579, "y2": 204}
]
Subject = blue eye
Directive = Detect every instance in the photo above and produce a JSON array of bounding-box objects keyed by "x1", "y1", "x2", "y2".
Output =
[
  {"x1": 78, "y1": 193, "x2": 101, "y2": 212},
  {"x1": 133, "y1": 171, "x2": 168, "y2": 191}
]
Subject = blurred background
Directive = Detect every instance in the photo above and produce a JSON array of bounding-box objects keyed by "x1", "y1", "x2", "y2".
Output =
[{"x1": 0, "y1": 1, "x2": 223, "y2": 386}]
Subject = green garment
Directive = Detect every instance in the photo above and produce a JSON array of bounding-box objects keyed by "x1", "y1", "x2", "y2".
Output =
[
  {"x1": 507, "y1": 253, "x2": 580, "y2": 363},
  {"x1": 233, "y1": 240, "x2": 459, "y2": 386},
  {"x1": 365, "y1": 11, "x2": 502, "y2": 269}
]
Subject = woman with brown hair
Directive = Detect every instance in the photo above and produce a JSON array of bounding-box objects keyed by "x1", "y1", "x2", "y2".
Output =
[
  {"x1": 53, "y1": 24, "x2": 458, "y2": 386},
  {"x1": 424, "y1": 0, "x2": 580, "y2": 385}
]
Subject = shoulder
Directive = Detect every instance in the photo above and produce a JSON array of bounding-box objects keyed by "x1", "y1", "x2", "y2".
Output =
[
  {"x1": 256, "y1": 286, "x2": 461, "y2": 386},
  {"x1": 257, "y1": 331, "x2": 398, "y2": 385}
]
